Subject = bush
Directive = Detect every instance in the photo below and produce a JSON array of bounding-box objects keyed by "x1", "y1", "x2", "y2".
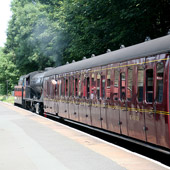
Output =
[{"x1": 0, "y1": 96, "x2": 14, "y2": 104}]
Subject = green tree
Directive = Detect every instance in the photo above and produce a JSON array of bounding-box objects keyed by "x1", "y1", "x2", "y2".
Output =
[
  {"x1": 0, "y1": 48, "x2": 19, "y2": 94},
  {"x1": 6, "y1": 0, "x2": 60, "y2": 73},
  {"x1": 56, "y1": 0, "x2": 170, "y2": 64}
]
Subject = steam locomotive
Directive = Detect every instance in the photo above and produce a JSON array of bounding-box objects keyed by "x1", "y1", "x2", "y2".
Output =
[
  {"x1": 14, "y1": 35, "x2": 170, "y2": 152},
  {"x1": 14, "y1": 68, "x2": 53, "y2": 113}
]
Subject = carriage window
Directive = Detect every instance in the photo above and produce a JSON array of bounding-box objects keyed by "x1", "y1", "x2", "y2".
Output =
[
  {"x1": 138, "y1": 66, "x2": 144, "y2": 102},
  {"x1": 78, "y1": 76, "x2": 82, "y2": 97},
  {"x1": 55, "y1": 79, "x2": 58, "y2": 96},
  {"x1": 107, "y1": 71, "x2": 111, "y2": 88},
  {"x1": 91, "y1": 74, "x2": 96, "y2": 99},
  {"x1": 75, "y1": 78, "x2": 78, "y2": 97},
  {"x1": 59, "y1": 79, "x2": 62, "y2": 96},
  {"x1": 72, "y1": 77, "x2": 75, "y2": 97},
  {"x1": 106, "y1": 71, "x2": 111, "y2": 99},
  {"x1": 62, "y1": 78, "x2": 65, "y2": 96},
  {"x1": 91, "y1": 77, "x2": 95, "y2": 88},
  {"x1": 66, "y1": 79, "x2": 68, "y2": 96},
  {"x1": 114, "y1": 70, "x2": 119, "y2": 100},
  {"x1": 47, "y1": 81, "x2": 49, "y2": 96},
  {"x1": 156, "y1": 63, "x2": 164, "y2": 103},
  {"x1": 127, "y1": 67, "x2": 133, "y2": 101},
  {"x1": 26, "y1": 76, "x2": 30, "y2": 85},
  {"x1": 81, "y1": 75, "x2": 84, "y2": 98},
  {"x1": 83, "y1": 75, "x2": 86, "y2": 97},
  {"x1": 97, "y1": 73, "x2": 101, "y2": 99},
  {"x1": 50, "y1": 79, "x2": 54, "y2": 98},
  {"x1": 87, "y1": 77, "x2": 90, "y2": 99},
  {"x1": 146, "y1": 69, "x2": 153, "y2": 103},
  {"x1": 120, "y1": 72, "x2": 126, "y2": 100},
  {"x1": 61, "y1": 78, "x2": 63, "y2": 96},
  {"x1": 69, "y1": 77, "x2": 72, "y2": 97},
  {"x1": 101, "y1": 75, "x2": 106, "y2": 99}
]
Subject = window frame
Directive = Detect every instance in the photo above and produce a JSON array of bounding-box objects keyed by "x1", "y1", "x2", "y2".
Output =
[
  {"x1": 145, "y1": 69, "x2": 154, "y2": 103},
  {"x1": 113, "y1": 69, "x2": 119, "y2": 101},
  {"x1": 137, "y1": 65, "x2": 144, "y2": 103},
  {"x1": 156, "y1": 62, "x2": 164, "y2": 103}
]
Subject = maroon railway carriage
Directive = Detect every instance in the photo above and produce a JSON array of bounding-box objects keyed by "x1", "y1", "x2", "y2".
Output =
[{"x1": 43, "y1": 35, "x2": 170, "y2": 150}]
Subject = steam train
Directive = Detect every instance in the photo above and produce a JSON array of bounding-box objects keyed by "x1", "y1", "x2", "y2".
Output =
[{"x1": 14, "y1": 35, "x2": 170, "y2": 152}]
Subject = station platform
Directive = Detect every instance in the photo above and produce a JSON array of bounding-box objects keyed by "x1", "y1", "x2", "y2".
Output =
[{"x1": 0, "y1": 102, "x2": 169, "y2": 170}]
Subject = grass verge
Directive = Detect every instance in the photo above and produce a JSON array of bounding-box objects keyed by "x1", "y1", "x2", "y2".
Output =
[{"x1": 0, "y1": 96, "x2": 14, "y2": 104}]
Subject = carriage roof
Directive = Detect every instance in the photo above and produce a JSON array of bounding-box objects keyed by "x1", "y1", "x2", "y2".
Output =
[{"x1": 44, "y1": 35, "x2": 170, "y2": 77}]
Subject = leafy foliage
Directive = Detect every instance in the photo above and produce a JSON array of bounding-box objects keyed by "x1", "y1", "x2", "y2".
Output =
[
  {"x1": 0, "y1": 48, "x2": 19, "y2": 94},
  {"x1": 6, "y1": 1, "x2": 58, "y2": 73},
  {"x1": 58, "y1": 0, "x2": 170, "y2": 63}
]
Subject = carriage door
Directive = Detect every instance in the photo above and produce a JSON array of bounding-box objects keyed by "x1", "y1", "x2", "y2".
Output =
[
  {"x1": 85, "y1": 72, "x2": 91, "y2": 125},
  {"x1": 144, "y1": 57, "x2": 157, "y2": 145},
  {"x1": 68, "y1": 73, "x2": 74, "y2": 119},
  {"x1": 59, "y1": 75, "x2": 67, "y2": 118},
  {"x1": 113, "y1": 66, "x2": 121, "y2": 134},
  {"x1": 119, "y1": 64, "x2": 128, "y2": 135},
  {"x1": 72, "y1": 73, "x2": 80, "y2": 121},
  {"x1": 79, "y1": 71, "x2": 91, "y2": 125},
  {"x1": 155, "y1": 55, "x2": 169, "y2": 148},
  {"x1": 64, "y1": 74, "x2": 69, "y2": 118},
  {"x1": 54, "y1": 75, "x2": 59, "y2": 115},
  {"x1": 100, "y1": 66, "x2": 108, "y2": 129},
  {"x1": 91, "y1": 67, "x2": 102, "y2": 128}
]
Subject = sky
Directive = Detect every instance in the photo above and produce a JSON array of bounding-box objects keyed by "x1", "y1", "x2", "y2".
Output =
[{"x1": 0, "y1": 0, "x2": 12, "y2": 47}]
